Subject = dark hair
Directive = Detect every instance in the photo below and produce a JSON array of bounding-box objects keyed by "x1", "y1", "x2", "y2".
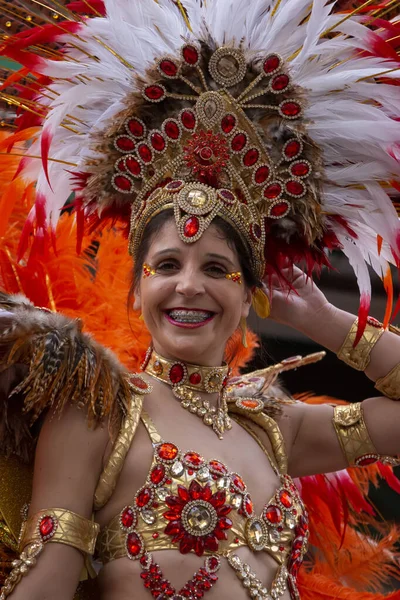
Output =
[{"x1": 131, "y1": 209, "x2": 261, "y2": 294}]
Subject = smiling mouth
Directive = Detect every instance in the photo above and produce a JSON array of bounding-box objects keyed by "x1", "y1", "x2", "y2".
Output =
[{"x1": 165, "y1": 309, "x2": 215, "y2": 324}]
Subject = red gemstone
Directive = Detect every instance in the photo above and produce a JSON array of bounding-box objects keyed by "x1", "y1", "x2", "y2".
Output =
[
  {"x1": 121, "y1": 507, "x2": 135, "y2": 529},
  {"x1": 244, "y1": 495, "x2": 254, "y2": 516},
  {"x1": 144, "y1": 85, "x2": 165, "y2": 101},
  {"x1": 221, "y1": 114, "x2": 236, "y2": 134},
  {"x1": 280, "y1": 101, "x2": 301, "y2": 117},
  {"x1": 125, "y1": 157, "x2": 142, "y2": 176},
  {"x1": 250, "y1": 223, "x2": 262, "y2": 240},
  {"x1": 293, "y1": 537, "x2": 303, "y2": 551},
  {"x1": 39, "y1": 516, "x2": 55, "y2": 538},
  {"x1": 231, "y1": 132, "x2": 247, "y2": 152},
  {"x1": 116, "y1": 136, "x2": 136, "y2": 152},
  {"x1": 116, "y1": 158, "x2": 126, "y2": 171},
  {"x1": 254, "y1": 165, "x2": 270, "y2": 184},
  {"x1": 183, "y1": 216, "x2": 200, "y2": 238},
  {"x1": 219, "y1": 189, "x2": 235, "y2": 204},
  {"x1": 182, "y1": 44, "x2": 199, "y2": 65},
  {"x1": 357, "y1": 455, "x2": 378, "y2": 466},
  {"x1": 130, "y1": 376, "x2": 148, "y2": 390},
  {"x1": 181, "y1": 110, "x2": 196, "y2": 130},
  {"x1": 284, "y1": 139, "x2": 301, "y2": 159},
  {"x1": 160, "y1": 59, "x2": 178, "y2": 77},
  {"x1": 263, "y1": 54, "x2": 281, "y2": 74},
  {"x1": 271, "y1": 73, "x2": 289, "y2": 91},
  {"x1": 263, "y1": 182, "x2": 282, "y2": 199},
  {"x1": 127, "y1": 118, "x2": 145, "y2": 138},
  {"x1": 286, "y1": 180, "x2": 305, "y2": 196},
  {"x1": 164, "y1": 120, "x2": 180, "y2": 140},
  {"x1": 184, "y1": 452, "x2": 204, "y2": 467},
  {"x1": 264, "y1": 505, "x2": 283, "y2": 524},
  {"x1": 291, "y1": 162, "x2": 309, "y2": 177},
  {"x1": 150, "y1": 464, "x2": 166, "y2": 485},
  {"x1": 279, "y1": 489, "x2": 293, "y2": 508},
  {"x1": 170, "y1": 363, "x2": 185, "y2": 384},
  {"x1": 189, "y1": 372, "x2": 202, "y2": 385},
  {"x1": 269, "y1": 202, "x2": 289, "y2": 218},
  {"x1": 136, "y1": 487, "x2": 152, "y2": 508},
  {"x1": 209, "y1": 460, "x2": 228, "y2": 475},
  {"x1": 232, "y1": 474, "x2": 246, "y2": 492},
  {"x1": 138, "y1": 144, "x2": 153, "y2": 163},
  {"x1": 243, "y1": 148, "x2": 259, "y2": 167},
  {"x1": 208, "y1": 556, "x2": 219, "y2": 571},
  {"x1": 114, "y1": 175, "x2": 133, "y2": 192},
  {"x1": 126, "y1": 532, "x2": 142, "y2": 557},
  {"x1": 158, "y1": 443, "x2": 179, "y2": 461},
  {"x1": 150, "y1": 132, "x2": 166, "y2": 152}
]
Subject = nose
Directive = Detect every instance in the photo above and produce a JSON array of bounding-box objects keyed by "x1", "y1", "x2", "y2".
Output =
[{"x1": 175, "y1": 266, "x2": 205, "y2": 298}]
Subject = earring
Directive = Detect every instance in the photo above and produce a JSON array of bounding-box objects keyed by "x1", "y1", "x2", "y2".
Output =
[{"x1": 240, "y1": 317, "x2": 248, "y2": 348}]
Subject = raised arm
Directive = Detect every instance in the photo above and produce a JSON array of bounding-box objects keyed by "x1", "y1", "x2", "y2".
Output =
[{"x1": 269, "y1": 268, "x2": 400, "y2": 477}]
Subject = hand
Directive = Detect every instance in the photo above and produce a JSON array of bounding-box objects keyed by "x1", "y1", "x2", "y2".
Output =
[{"x1": 267, "y1": 266, "x2": 334, "y2": 334}]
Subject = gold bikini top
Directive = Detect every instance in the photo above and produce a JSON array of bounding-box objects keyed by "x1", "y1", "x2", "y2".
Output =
[{"x1": 96, "y1": 403, "x2": 309, "y2": 568}]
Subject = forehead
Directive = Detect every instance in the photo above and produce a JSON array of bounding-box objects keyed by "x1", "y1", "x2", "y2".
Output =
[{"x1": 147, "y1": 219, "x2": 237, "y2": 262}]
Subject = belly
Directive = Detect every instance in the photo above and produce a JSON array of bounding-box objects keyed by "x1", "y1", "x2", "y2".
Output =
[{"x1": 98, "y1": 547, "x2": 292, "y2": 600}]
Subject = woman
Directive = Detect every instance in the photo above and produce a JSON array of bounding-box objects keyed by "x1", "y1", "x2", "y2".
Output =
[{"x1": 0, "y1": 0, "x2": 400, "y2": 599}]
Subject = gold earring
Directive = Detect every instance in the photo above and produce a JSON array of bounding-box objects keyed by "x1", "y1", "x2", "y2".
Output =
[
  {"x1": 240, "y1": 317, "x2": 248, "y2": 348},
  {"x1": 139, "y1": 313, "x2": 144, "y2": 321}
]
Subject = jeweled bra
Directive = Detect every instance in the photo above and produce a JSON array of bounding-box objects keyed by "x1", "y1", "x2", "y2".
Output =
[{"x1": 96, "y1": 408, "x2": 309, "y2": 600}]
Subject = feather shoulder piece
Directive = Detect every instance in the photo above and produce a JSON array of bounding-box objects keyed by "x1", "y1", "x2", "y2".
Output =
[{"x1": 0, "y1": 292, "x2": 151, "y2": 462}]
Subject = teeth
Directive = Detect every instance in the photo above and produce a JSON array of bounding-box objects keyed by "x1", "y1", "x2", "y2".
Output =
[{"x1": 169, "y1": 310, "x2": 212, "y2": 323}]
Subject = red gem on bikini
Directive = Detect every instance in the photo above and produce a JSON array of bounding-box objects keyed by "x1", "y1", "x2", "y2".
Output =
[
  {"x1": 221, "y1": 114, "x2": 236, "y2": 134},
  {"x1": 127, "y1": 118, "x2": 145, "y2": 138},
  {"x1": 136, "y1": 487, "x2": 153, "y2": 509},
  {"x1": 144, "y1": 84, "x2": 166, "y2": 101},
  {"x1": 243, "y1": 148, "x2": 259, "y2": 167},
  {"x1": 263, "y1": 54, "x2": 281, "y2": 74},
  {"x1": 231, "y1": 474, "x2": 246, "y2": 492},
  {"x1": 209, "y1": 460, "x2": 228, "y2": 476},
  {"x1": 126, "y1": 532, "x2": 143, "y2": 557},
  {"x1": 159, "y1": 59, "x2": 179, "y2": 77},
  {"x1": 279, "y1": 489, "x2": 293, "y2": 508},
  {"x1": 181, "y1": 110, "x2": 196, "y2": 130},
  {"x1": 355, "y1": 454, "x2": 379, "y2": 466},
  {"x1": 184, "y1": 452, "x2": 204, "y2": 468},
  {"x1": 150, "y1": 464, "x2": 166, "y2": 485},
  {"x1": 121, "y1": 507, "x2": 135, "y2": 529},
  {"x1": 150, "y1": 131, "x2": 166, "y2": 152},
  {"x1": 39, "y1": 516, "x2": 56, "y2": 539},
  {"x1": 130, "y1": 376, "x2": 148, "y2": 390},
  {"x1": 169, "y1": 363, "x2": 185, "y2": 384},
  {"x1": 158, "y1": 443, "x2": 179, "y2": 461},
  {"x1": 183, "y1": 216, "x2": 200, "y2": 238},
  {"x1": 243, "y1": 495, "x2": 254, "y2": 517},
  {"x1": 115, "y1": 136, "x2": 136, "y2": 153},
  {"x1": 189, "y1": 372, "x2": 202, "y2": 385},
  {"x1": 264, "y1": 505, "x2": 283, "y2": 524},
  {"x1": 182, "y1": 44, "x2": 199, "y2": 65}
]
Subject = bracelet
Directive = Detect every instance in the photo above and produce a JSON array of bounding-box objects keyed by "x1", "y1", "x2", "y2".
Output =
[
  {"x1": 333, "y1": 403, "x2": 400, "y2": 467},
  {"x1": 0, "y1": 509, "x2": 99, "y2": 600},
  {"x1": 337, "y1": 317, "x2": 384, "y2": 371},
  {"x1": 375, "y1": 364, "x2": 400, "y2": 400}
]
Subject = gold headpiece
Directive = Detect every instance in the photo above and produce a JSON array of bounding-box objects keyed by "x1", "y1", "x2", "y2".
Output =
[{"x1": 97, "y1": 44, "x2": 321, "y2": 281}]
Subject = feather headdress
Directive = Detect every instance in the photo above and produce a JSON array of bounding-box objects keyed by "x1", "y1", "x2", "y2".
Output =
[{"x1": 1, "y1": 0, "x2": 400, "y2": 336}]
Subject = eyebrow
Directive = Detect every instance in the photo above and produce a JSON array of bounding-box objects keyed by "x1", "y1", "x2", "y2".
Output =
[{"x1": 152, "y1": 248, "x2": 236, "y2": 269}]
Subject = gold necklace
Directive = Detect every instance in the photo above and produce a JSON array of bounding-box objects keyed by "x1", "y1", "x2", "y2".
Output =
[{"x1": 142, "y1": 348, "x2": 232, "y2": 439}]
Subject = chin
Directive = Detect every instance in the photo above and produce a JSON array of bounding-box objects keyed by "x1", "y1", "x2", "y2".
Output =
[{"x1": 156, "y1": 331, "x2": 224, "y2": 365}]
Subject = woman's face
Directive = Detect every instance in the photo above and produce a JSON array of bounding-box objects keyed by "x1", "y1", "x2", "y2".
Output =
[{"x1": 134, "y1": 219, "x2": 252, "y2": 366}]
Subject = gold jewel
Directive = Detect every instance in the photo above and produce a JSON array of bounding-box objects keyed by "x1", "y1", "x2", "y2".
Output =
[
  {"x1": 228, "y1": 553, "x2": 292, "y2": 599},
  {"x1": 225, "y1": 271, "x2": 242, "y2": 284},
  {"x1": 240, "y1": 316, "x2": 248, "y2": 348},
  {"x1": 0, "y1": 541, "x2": 43, "y2": 600},
  {"x1": 143, "y1": 349, "x2": 232, "y2": 439},
  {"x1": 337, "y1": 317, "x2": 384, "y2": 371},
  {"x1": 375, "y1": 363, "x2": 400, "y2": 400},
  {"x1": 143, "y1": 263, "x2": 156, "y2": 277},
  {"x1": 333, "y1": 403, "x2": 400, "y2": 467},
  {"x1": 252, "y1": 286, "x2": 270, "y2": 318}
]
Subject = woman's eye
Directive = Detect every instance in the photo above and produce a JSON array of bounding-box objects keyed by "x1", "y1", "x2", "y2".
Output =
[
  {"x1": 156, "y1": 261, "x2": 179, "y2": 272},
  {"x1": 206, "y1": 265, "x2": 226, "y2": 277}
]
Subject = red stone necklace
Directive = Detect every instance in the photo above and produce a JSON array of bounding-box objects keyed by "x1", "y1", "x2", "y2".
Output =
[{"x1": 142, "y1": 348, "x2": 232, "y2": 439}]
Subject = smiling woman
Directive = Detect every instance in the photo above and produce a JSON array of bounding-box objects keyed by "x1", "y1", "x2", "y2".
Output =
[{"x1": 1, "y1": 1, "x2": 400, "y2": 600}]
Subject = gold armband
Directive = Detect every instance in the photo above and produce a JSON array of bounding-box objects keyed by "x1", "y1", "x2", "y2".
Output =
[
  {"x1": 337, "y1": 318, "x2": 384, "y2": 371},
  {"x1": 0, "y1": 509, "x2": 99, "y2": 600},
  {"x1": 375, "y1": 364, "x2": 400, "y2": 400},
  {"x1": 333, "y1": 403, "x2": 400, "y2": 468}
]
